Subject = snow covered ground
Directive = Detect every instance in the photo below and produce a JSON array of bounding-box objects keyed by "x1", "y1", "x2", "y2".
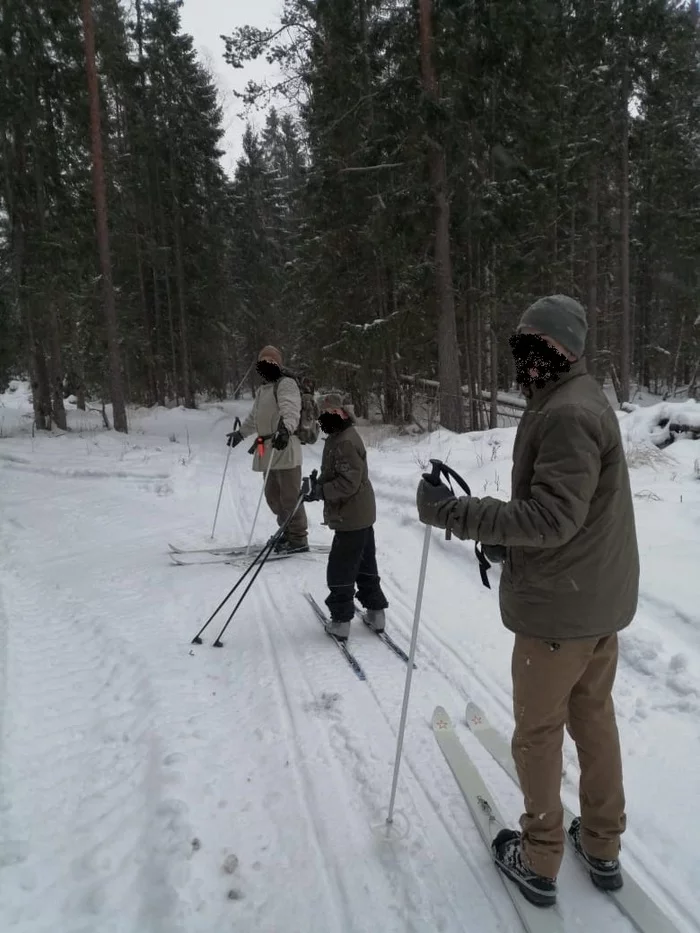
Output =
[{"x1": 1, "y1": 383, "x2": 699, "y2": 933}]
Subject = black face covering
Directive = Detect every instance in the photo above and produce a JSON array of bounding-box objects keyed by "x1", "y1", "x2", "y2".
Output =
[
  {"x1": 318, "y1": 412, "x2": 347, "y2": 435},
  {"x1": 257, "y1": 360, "x2": 281, "y2": 383},
  {"x1": 509, "y1": 333, "x2": 571, "y2": 389}
]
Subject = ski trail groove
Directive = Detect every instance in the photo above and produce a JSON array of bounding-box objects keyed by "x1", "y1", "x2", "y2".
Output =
[
  {"x1": 0, "y1": 569, "x2": 188, "y2": 933},
  {"x1": 261, "y1": 579, "x2": 514, "y2": 933},
  {"x1": 253, "y1": 587, "x2": 353, "y2": 933}
]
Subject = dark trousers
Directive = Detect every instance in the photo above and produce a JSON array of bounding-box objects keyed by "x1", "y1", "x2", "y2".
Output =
[
  {"x1": 325, "y1": 526, "x2": 389, "y2": 622},
  {"x1": 263, "y1": 466, "x2": 308, "y2": 544}
]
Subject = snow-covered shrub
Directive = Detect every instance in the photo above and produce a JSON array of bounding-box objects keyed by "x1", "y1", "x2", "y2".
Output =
[{"x1": 620, "y1": 400, "x2": 700, "y2": 451}]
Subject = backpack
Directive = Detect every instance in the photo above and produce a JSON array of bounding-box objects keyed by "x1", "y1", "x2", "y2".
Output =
[{"x1": 274, "y1": 373, "x2": 320, "y2": 445}]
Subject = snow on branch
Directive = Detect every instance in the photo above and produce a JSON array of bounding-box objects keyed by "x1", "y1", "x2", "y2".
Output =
[{"x1": 337, "y1": 163, "x2": 404, "y2": 174}]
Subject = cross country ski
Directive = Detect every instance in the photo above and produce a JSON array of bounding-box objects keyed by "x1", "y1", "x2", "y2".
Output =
[
  {"x1": 170, "y1": 544, "x2": 331, "y2": 566},
  {"x1": 304, "y1": 592, "x2": 366, "y2": 681},
  {"x1": 463, "y1": 702, "x2": 683, "y2": 933},
  {"x1": 431, "y1": 706, "x2": 566, "y2": 933}
]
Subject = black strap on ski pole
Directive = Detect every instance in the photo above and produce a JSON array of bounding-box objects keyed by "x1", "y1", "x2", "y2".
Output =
[
  {"x1": 424, "y1": 458, "x2": 493, "y2": 590},
  {"x1": 211, "y1": 476, "x2": 311, "y2": 648}
]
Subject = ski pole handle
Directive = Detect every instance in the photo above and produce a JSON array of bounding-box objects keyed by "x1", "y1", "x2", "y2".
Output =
[
  {"x1": 426, "y1": 458, "x2": 472, "y2": 496},
  {"x1": 427, "y1": 459, "x2": 443, "y2": 485}
]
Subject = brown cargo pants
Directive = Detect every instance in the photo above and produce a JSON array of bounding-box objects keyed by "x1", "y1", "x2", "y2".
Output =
[
  {"x1": 511, "y1": 633, "x2": 626, "y2": 879},
  {"x1": 264, "y1": 466, "x2": 308, "y2": 545}
]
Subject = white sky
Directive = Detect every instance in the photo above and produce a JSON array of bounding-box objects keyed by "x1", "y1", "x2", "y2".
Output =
[{"x1": 180, "y1": 0, "x2": 284, "y2": 175}]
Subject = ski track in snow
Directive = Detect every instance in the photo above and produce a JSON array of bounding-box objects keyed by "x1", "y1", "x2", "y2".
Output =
[
  {"x1": 0, "y1": 573, "x2": 187, "y2": 933},
  {"x1": 0, "y1": 401, "x2": 698, "y2": 933}
]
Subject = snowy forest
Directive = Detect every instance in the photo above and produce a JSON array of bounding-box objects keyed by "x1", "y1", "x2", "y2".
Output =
[
  {"x1": 2, "y1": 0, "x2": 700, "y2": 434},
  {"x1": 3, "y1": 4, "x2": 700, "y2": 933}
]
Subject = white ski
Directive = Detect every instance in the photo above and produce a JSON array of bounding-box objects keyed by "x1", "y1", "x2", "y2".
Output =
[
  {"x1": 168, "y1": 543, "x2": 247, "y2": 555},
  {"x1": 431, "y1": 707, "x2": 566, "y2": 933},
  {"x1": 169, "y1": 545, "x2": 331, "y2": 566},
  {"x1": 464, "y1": 701, "x2": 682, "y2": 933}
]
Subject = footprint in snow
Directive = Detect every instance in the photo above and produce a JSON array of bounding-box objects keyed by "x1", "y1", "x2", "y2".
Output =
[
  {"x1": 303, "y1": 692, "x2": 342, "y2": 717},
  {"x1": 163, "y1": 752, "x2": 186, "y2": 766}
]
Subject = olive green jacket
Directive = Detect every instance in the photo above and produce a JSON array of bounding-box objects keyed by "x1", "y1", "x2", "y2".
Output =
[
  {"x1": 319, "y1": 425, "x2": 376, "y2": 532},
  {"x1": 432, "y1": 361, "x2": 639, "y2": 639}
]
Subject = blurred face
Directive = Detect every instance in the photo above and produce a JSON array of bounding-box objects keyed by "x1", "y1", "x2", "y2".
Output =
[
  {"x1": 256, "y1": 359, "x2": 280, "y2": 381},
  {"x1": 318, "y1": 407, "x2": 347, "y2": 434},
  {"x1": 509, "y1": 330, "x2": 573, "y2": 389}
]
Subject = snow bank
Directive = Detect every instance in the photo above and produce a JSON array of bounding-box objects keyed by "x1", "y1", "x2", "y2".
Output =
[
  {"x1": 620, "y1": 399, "x2": 700, "y2": 449},
  {"x1": 0, "y1": 380, "x2": 33, "y2": 437}
]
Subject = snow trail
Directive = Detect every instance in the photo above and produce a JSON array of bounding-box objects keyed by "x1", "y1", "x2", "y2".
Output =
[{"x1": 0, "y1": 394, "x2": 698, "y2": 931}]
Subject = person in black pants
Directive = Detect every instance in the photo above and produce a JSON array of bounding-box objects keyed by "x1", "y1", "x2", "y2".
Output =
[{"x1": 304, "y1": 394, "x2": 388, "y2": 640}]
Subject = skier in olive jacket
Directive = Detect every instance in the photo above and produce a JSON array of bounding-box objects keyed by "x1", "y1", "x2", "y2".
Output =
[
  {"x1": 226, "y1": 345, "x2": 308, "y2": 554},
  {"x1": 304, "y1": 393, "x2": 388, "y2": 640},
  {"x1": 417, "y1": 295, "x2": 639, "y2": 908}
]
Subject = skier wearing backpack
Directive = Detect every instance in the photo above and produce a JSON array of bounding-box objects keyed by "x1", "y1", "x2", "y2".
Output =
[
  {"x1": 304, "y1": 393, "x2": 388, "y2": 640},
  {"x1": 416, "y1": 295, "x2": 639, "y2": 908},
  {"x1": 226, "y1": 346, "x2": 317, "y2": 554}
]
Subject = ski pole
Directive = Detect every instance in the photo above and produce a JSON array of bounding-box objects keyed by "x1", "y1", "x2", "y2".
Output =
[
  {"x1": 211, "y1": 415, "x2": 241, "y2": 539},
  {"x1": 245, "y1": 436, "x2": 277, "y2": 557},
  {"x1": 212, "y1": 477, "x2": 311, "y2": 648},
  {"x1": 190, "y1": 537, "x2": 273, "y2": 645},
  {"x1": 232, "y1": 360, "x2": 254, "y2": 399},
  {"x1": 385, "y1": 468, "x2": 438, "y2": 825},
  {"x1": 385, "y1": 458, "x2": 471, "y2": 827}
]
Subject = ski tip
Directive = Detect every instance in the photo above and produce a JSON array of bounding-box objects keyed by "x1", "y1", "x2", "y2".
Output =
[
  {"x1": 465, "y1": 701, "x2": 486, "y2": 730},
  {"x1": 431, "y1": 706, "x2": 453, "y2": 731}
]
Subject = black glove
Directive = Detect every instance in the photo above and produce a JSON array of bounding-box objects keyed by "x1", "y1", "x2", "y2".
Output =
[
  {"x1": 303, "y1": 469, "x2": 323, "y2": 502},
  {"x1": 416, "y1": 475, "x2": 458, "y2": 528},
  {"x1": 481, "y1": 544, "x2": 507, "y2": 563},
  {"x1": 304, "y1": 479, "x2": 324, "y2": 502},
  {"x1": 272, "y1": 420, "x2": 290, "y2": 451},
  {"x1": 226, "y1": 430, "x2": 244, "y2": 448}
]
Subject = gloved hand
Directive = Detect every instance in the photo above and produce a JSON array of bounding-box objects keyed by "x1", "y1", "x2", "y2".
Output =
[
  {"x1": 416, "y1": 475, "x2": 458, "y2": 528},
  {"x1": 303, "y1": 470, "x2": 323, "y2": 502},
  {"x1": 481, "y1": 544, "x2": 507, "y2": 563},
  {"x1": 226, "y1": 430, "x2": 244, "y2": 448},
  {"x1": 304, "y1": 478, "x2": 324, "y2": 502},
  {"x1": 272, "y1": 420, "x2": 290, "y2": 451}
]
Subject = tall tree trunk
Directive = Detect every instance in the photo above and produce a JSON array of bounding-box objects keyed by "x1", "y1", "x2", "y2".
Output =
[
  {"x1": 8, "y1": 164, "x2": 51, "y2": 429},
  {"x1": 32, "y1": 338, "x2": 53, "y2": 430},
  {"x1": 488, "y1": 246, "x2": 498, "y2": 429},
  {"x1": 48, "y1": 303, "x2": 67, "y2": 429},
  {"x1": 134, "y1": 225, "x2": 158, "y2": 405},
  {"x1": 586, "y1": 167, "x2": 599, "y2": 379},
  {"x1": 418, "y1": 0, "x2": 463, "y2": 433},
  {"x1": 569, "y1": 202, "x2": 576, "y2": 293},
  {"x1": 619, "y1": 24, "x2": 631, "y2": 404},
  {"x1": 81, "y1": 0, "x2": 128, "y2": 432},
  {"x1": 169, "y1": 144, "x2": 195, "y2": 408},
  {"x1": 154, "y1": 162, "x2": 179, "y2": 401}
]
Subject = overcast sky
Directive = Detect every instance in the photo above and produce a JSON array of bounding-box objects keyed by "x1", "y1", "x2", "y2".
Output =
[{"x1": 180, "y1": 0, "x2": 283, "y2": 175}]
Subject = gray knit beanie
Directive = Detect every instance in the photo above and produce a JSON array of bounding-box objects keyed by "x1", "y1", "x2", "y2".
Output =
[{"x1": 516, "y1": 295, "x2": 588, "y2": 359}]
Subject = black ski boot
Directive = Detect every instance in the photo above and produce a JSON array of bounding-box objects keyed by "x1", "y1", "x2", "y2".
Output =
[
  {"x1": 492, "y1": 829, "x2": 557, "y2": 907},
  {"x1": 568, "y1": 817, "x2": 623, "y2": 891},
  {"x1": 274, "y1": 538, "x2": 309, "y2": 556}
]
